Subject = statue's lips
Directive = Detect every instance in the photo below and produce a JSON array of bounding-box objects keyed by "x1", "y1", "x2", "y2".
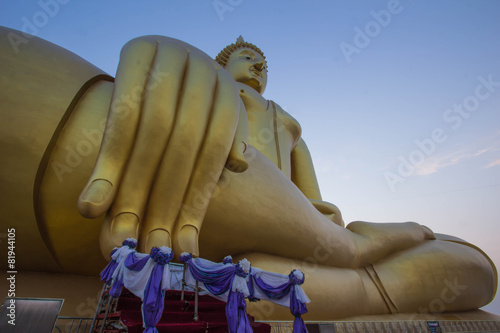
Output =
[{"x1": 250, "y1": 69, "x2": 262, "y2": 77}]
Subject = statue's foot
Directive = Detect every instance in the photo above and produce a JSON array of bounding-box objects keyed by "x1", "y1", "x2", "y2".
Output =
[
  {"x1": 347, "y1": 221, "x2": 435, "y2": 267},
  {"x1": 347, "y1": 221, "x2": 435, "y2": 240},
  {"x1": 421, "y1": 225, "x2": 436, "y2": 239},
  {"x1": 78, "y1": 179, "x2": 114, "y2": 218}
]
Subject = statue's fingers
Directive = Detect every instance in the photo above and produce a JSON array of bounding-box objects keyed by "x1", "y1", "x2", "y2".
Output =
[
  {"x1": 104, "y1": 43, "x2": 189, "y2": 246},
  {"x1": 98, "y1": 212, "x2": 138, "y2": 257},
  {"x1": 138, "y1": 52, "x2": 219, "y2": 253},
  {"x1": 173, "y1": 69, "x2": 241, "y2": 255},
  {"x1": 78, "y1": 37, "x2": 159, "y2": 218}
]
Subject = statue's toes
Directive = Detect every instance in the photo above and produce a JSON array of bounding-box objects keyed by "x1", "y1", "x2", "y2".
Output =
[{"x1": 421, "y1": 224, "x2": 436, "y2": 240}]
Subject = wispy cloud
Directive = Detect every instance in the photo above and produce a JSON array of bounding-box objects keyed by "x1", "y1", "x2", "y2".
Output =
[
  {"x1": 485, "y1": 159, "x2": 500, "y2": 169},
  {"x1": 415, "y1": 149, "x2": 475, "y2": 175},
  {"x1": 414, "y1": 136, "x2": 500, "y2": 176}
]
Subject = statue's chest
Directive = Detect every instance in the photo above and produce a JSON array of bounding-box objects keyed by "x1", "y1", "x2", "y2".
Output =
[
  {"x1": 237, "y1": 84, "x2": 273, "y2": 137},
  {"x1": 237, "y1": 84, "x2": 294, "y2": 175}
]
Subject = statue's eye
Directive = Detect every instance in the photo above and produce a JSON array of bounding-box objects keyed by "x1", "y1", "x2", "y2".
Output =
[{"x1": 245, "y1": 56, "x2": 251, "y2": 60}]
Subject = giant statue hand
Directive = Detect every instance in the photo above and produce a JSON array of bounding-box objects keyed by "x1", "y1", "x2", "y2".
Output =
[{"x1": 77, "y1": 36, "x2": 248, "y2": 256}]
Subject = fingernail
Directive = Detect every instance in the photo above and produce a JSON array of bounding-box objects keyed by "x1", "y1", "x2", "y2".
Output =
[
  {"x1": 177, "y1": 225, "x2": 199, "y2": 256},
  {"x1": 145, "y1": 229, "x2": 171, "y2": 252},
  {"x1": 81, "y1": 179, "x2": 113, "y2": 204},
  {"x1": 110, "y1": 212, "x2": 139, "y2": 245}
]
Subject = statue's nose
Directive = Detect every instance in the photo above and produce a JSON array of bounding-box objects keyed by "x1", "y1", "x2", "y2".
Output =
[{"x1": 254, "y1": 62, "x2": 264, "y2": 71}]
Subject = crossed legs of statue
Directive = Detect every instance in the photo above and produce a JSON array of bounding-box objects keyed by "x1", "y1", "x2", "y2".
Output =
[
  {"x1": 236, "y1": 240, "x2": 496, "y2": 319},
  {"x1": 201, "y1": 147, "x2": 495, "y2": 317},
  {"x1": 199, "y1": 146, "x2": 433, "y2": 269}
]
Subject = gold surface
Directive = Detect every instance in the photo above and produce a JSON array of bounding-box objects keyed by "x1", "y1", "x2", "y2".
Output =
[
  {"x1": 0, "y1": 26, "x2": 109, "y2": 273},
  {"x1": 0, "y1": 28, "x2": 497, "y2": 319}
]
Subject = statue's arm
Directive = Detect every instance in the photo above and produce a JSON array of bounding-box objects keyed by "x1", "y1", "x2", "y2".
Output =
[
  {"x1": 291, "y1": 138, "x2": 322, "y2": 199},
  {"x1": 291, "y1": 139, "x2": 344, "y2": 226}
]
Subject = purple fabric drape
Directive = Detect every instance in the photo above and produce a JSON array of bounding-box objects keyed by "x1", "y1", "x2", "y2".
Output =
[
  {"x1": 142, "y1": 264, "x2": 165, "y2": 333},
  {"x1": 185, "y1": 258, "x2": 252, "y2": 333},
  {"x1": 253, "y1": 277, "x2": 291, "y2": 299},
  {"x1": 109, "y1": 278, "x2": 123, "y2": 297},
  {"x1": 103, "y1": 247, "x2": 308, "y2": 333},
  {"x1": 251, "y1": 271, "x2": 308, "y2": 333},
  {"x1": 100, "y1": 248, "x2": 118, "y2": 284},
  {"x1": 125, "y1": 248, "x2": 174, "y2": 333},
  {"x1": 109, "y1": 272, "x2": 125, "y2": 298},
  {"x1": 246, "y1": 276, "x2": 260, "y2": 302},
  {"x1": 124, "y1": 252, "x2": 150, "y2": 270},
  {"x1": 226, "y1": 289, "x2": 252, "y2": 333},
  {"x1": 187, "y1": 260, "x2": 234, "y2": 295},
  {"x1": 289, "y1": 284, "x2": 308, "y2": 333},
  {"x1": 106, "y1": 240, "x2": 138, "y2": 298},
  {"x1": 109, "y1": 251, "x2": 145, "y2": 298}
]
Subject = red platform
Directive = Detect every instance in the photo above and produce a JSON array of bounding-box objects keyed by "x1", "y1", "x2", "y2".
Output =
[{"x1": 115, "y1": 289, "x2": 271, "y2": 333}]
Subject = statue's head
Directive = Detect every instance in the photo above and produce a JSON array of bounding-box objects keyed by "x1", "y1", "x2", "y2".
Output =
[{"x1": 215, "y1": 36, "x2": 268, "y2": 94}]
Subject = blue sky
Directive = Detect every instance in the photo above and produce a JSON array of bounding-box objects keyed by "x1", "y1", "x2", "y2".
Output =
[{"x1": 2, "y1": 0, "x2": 499, "y2": 315}]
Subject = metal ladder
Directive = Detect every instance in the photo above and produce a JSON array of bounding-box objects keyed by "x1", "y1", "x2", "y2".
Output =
[
  {"x1": 88, "y1": 262, "x2": 200, "y2": 332},
  {"x1": 89, "y1": 283, "x2": 121, "y2": 333}
]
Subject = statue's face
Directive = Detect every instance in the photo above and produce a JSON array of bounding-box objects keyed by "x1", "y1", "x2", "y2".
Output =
[{"x1": 225, "y1": 47, "x2": 268, "y2": 94}]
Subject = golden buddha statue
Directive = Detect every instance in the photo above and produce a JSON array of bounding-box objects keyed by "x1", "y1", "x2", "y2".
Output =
[{"x1": 0, "y1": 27, "x2": 496, "y2": 320}]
